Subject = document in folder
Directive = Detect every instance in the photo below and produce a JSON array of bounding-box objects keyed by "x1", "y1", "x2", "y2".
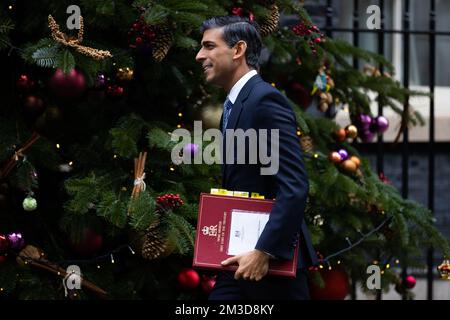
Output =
[{"x1": 193, "y1": 193, "x2": 298, "y2": 277}]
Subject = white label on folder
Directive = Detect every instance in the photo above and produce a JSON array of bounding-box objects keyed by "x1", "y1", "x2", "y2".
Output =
[{"x1": 227, "y1": 209, "x2": 270, "y2": 256}]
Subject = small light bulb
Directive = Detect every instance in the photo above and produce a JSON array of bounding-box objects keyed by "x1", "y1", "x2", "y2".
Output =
[
  {"x1": 373, "y1": 260, "x2": 379, "y2": 265},
  {"x1": 170, "y1": 167, "x2": 175, "y2": 172},
  {"x1": 97, "y1": 265, "x2": 101, "y2": 269},
  {"x1": 337, "y1": 260, "x2": 341, "y2": 264},
  {"x1": 381, "y1": 271, "x2": 385, "y2": 274},
  {"x1": 296, "y1": 130, "x2": 302, "y2": 136},
  {"x1": 177, "y1": 124, "x2": 181, "y2": 128},
  {"x1": 314, "y1": 154, "x2": 319, "y2": 158},
  {"x1": 271, "y1": 83, "x2": 276, "y2": 87},
  {"x1": 111, "y1": 254, "x2": 115, "y2": 264},
  {"x1": 328, "y1": 266, "x2": 332, "y2": 270},
  {"x1": 56, "y1": 143, "x2": 60, "y2": 149},
  {"x1": 0, "y1": 288, "x2": 3, "y2": 291},
  {"x1": 395, "y1": 259, "x2": 400, "y2": 264},
  {"x1": 57, "y1": 272, "x2": 61, "y2": 276},
  {"x1": 319, "y1": 265, "x2": 323, "y2": 269},
  {"x1": 178, "y1": 113, "x2": 183, "y2": 117},
  {"x1": 113, "y1": 155, "x2": 117, "y2": 159},
  {"x1": 8, "y1": 5, "x2": 12, "y2": 10},
  {"x1": 386, "y1": 264, "x2": 390, "y2": 269},
  {"x1": 128, "y1": 246, "x2": 135, "y2": 255},
  {"x1": 68, "y1": 161, "x2": 73, "y2": 166}
]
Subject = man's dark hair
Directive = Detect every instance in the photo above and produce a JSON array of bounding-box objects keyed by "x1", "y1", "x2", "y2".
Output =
[{"x1": 200, "y1": 16, "x2": 262, "y2": 69}]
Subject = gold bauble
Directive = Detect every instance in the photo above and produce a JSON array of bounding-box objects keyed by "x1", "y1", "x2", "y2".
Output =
[
  {"x1": 345, "y1": 125, "x2": 358, "y2": 139},
  {"x1": 340, "y1": 159, "x2": 357, "y2": 173},
  {"x1": 116, "y1": 67, "x2": 134, "y2": 81},
  {"x1": 349, "y1": 156, "x2": 361, "y2": 168}
]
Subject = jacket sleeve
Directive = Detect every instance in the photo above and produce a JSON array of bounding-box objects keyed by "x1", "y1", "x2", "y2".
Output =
[{"x1": 253, "y1": 91, "x2": 309, "y2": 260}]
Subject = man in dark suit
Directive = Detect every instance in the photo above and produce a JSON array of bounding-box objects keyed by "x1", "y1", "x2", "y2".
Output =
[{"x1": 195, "y1": 16, "x2": 318, "y2": 300}]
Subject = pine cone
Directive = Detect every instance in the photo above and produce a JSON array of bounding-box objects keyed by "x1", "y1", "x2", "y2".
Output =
[
  {"x1": 152, "y1": 26, "x2": 173, "y2": 62},
  {"x1": 141, "y1": 220, "x2": 175, "y2": 260},
  {"x1": 300, "y1": 135, "x2": 314, "y2": 154},
  {"x1": 259, "y1": 4, "x2": 280, "y2": 37}
]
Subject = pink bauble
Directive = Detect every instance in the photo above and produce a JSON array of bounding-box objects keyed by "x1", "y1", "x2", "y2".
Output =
[
  {"x1": 49, "y1": 69, "x2": 86, "y2": 101},
  {"x1": 404, "y1": 275, "x2": 416, "y2": 289}
]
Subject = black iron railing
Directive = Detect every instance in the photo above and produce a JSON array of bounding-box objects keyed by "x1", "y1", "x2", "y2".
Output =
[{"x1": 322, "y1": 0, "x2": 449, "y2": 300}]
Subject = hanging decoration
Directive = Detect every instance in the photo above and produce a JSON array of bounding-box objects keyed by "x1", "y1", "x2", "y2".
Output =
[{"x1": 48, "y1": 15, "x2": 112, "y2": 60}]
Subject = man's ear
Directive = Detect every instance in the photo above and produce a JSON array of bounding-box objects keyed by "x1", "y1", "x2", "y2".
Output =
[{"x1": 233, "y1": 40, "x2": 247, "y2": 60}]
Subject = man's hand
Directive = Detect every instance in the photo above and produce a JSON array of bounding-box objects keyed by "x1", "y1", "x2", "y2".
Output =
[{"x1": 221, "y1": 249, "x2": 270, "y2": 281}]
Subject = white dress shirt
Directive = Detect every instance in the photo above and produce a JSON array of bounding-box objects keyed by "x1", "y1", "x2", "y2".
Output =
[{"x1": 227, "y1": 69, "x2": 258, "y2": 103}]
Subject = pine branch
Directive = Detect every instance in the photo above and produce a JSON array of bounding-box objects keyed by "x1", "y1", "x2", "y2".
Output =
[
  {"x1": 164, "y1": 212, "x2": 195, "y2": 255},
  {"x1": 55, "y1": 49, "x2": 76, "y2": 74},
  {"x1": 128, "y1": 191, "x2": 157, "y2": 230},
  {"x1": 31, "y1": 45, "x2": 59, "y2": 68},
  {"x1": 97, "y1": 191, "x2": 128, "y2": 228}
]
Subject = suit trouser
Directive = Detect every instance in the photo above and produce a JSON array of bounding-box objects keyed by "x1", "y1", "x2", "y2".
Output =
[{"x1": 208, "y1": 269, "x2": 310, "y2": 300}]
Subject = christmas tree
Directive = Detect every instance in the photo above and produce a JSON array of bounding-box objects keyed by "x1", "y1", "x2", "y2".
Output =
[{"x1": 0, "y1": 0, "x2": 448, "y2": 299}]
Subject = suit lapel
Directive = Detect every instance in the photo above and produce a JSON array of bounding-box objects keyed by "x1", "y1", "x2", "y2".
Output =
[
  {"x1": 222, "y1": 74, "x2": 263, "y2": 185},
  {"x1": 226, "y1": 74, "x2": 262, "y2": 131}
]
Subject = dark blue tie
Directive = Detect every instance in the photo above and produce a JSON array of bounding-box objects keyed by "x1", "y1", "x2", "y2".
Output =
[{"x1": 222, "y1": 98, "x2": 233, "y2": 130}]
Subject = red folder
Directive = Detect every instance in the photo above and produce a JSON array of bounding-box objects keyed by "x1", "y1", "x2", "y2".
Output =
[{"x1": 193, "y1": 193, "x2": 298, "y2": 277}]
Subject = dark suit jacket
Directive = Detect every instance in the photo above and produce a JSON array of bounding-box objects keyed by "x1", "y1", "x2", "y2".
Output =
[{"x1": 220, "y1": 74, "x2": 318, "y2": 269}]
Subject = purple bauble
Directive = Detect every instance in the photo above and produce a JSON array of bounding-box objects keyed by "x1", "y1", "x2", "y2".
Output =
[
  {"x1": 7, "y1": 232, "x2": 24, "y2": 250},
  {"x1": 183, "y1": 143, "x2": 199, "y2": 156},
  {"x1": 374, "y1": 115, "x2": 389, "y2": 133},
  {"x1": 358, "y1": 114, "x2": 372, "y2": 129},
  {"x1": 360, "y1": 129, "x2": 375, "y2": 142},
  {"x1": 95, "y1": 73, "x2": 107, "y2": 88},
  {"x1": 338, "y1": 149, "x2": 349, "y2": 160}
]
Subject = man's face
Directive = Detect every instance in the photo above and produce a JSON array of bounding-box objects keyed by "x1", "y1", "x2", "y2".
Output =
[{"x1": 196, "y1": 28, "x2": 236, "y2": 88}]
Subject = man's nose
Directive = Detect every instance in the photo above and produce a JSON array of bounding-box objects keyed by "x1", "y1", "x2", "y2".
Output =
[{"x1": 196, "y1": 48, "x2": 205, "y2": 62}]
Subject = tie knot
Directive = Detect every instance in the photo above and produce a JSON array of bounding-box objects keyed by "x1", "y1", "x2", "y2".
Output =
[{"x1": 224, "y1": 98, "x2": 233, "y2": 110}]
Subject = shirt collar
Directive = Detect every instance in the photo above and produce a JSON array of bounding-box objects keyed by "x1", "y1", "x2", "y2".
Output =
[{"x1": 227, "y1": 69, "x2": 258, "y2": 104}]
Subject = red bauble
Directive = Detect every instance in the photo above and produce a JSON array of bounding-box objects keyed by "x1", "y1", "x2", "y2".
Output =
[
  {"x1": 404, "y1": 275, "x2": 416, "y2": 289},
  {"x1": 201, "y1": 275, "x2": 216, "y2": 294},
  {"x1": 0, "y1": 234, "x2": 9, "y2": 253},
  {"x1": 23, "y1": 95, "x2": 45, "y2": 116},
  {"x1": 309, "y1": 268, "x2": 349, "y2": 300},
  {"x1": 17, "y1": 74, "x2": 35, "y2": 92},
  {"x1": 177, "y1": 268, "x2": 200, "y2": 291},
  {"x1": 70, "y1": 229, "x2": 103, "y2": 256},
  {"x1": 49, "y1": 69, "x2": 86, "y2": 101},
  {"x1": 106, "y1": 85, "x2": 124, "y2": 99}
]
